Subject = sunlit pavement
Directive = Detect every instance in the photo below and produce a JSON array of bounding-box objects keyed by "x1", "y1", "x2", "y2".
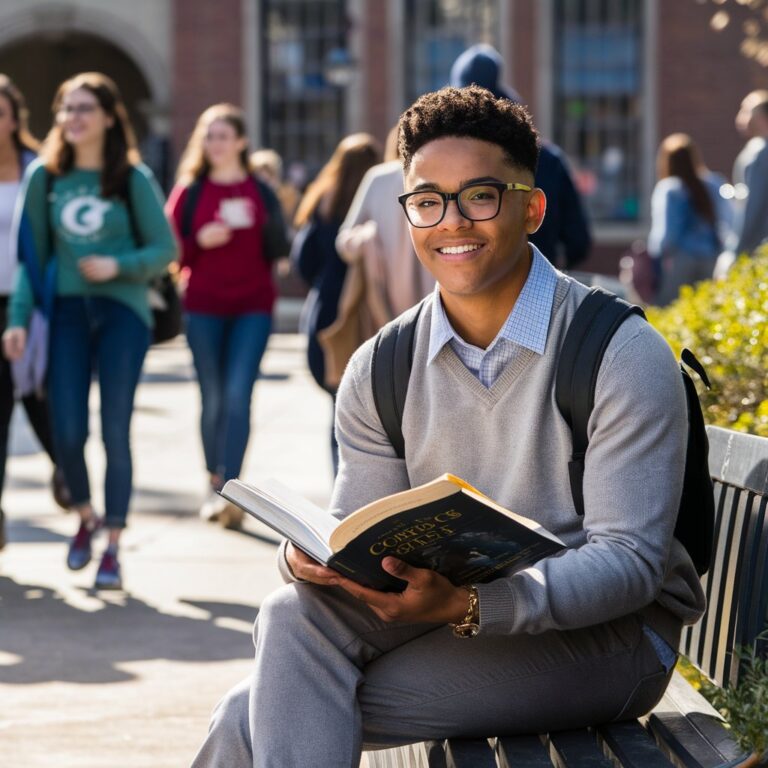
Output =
[{"x1": 0, "y1": 331, "x2": 334, "y2": 768}]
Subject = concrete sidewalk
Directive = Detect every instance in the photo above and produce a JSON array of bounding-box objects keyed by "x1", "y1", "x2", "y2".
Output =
[{"x1": 0, "y1": 334, "x2": 334, "y2": 768}]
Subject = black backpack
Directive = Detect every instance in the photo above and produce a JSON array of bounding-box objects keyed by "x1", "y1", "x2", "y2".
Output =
[{"x1": 371, "y1": 287, "x2": 715, "y2": 576}]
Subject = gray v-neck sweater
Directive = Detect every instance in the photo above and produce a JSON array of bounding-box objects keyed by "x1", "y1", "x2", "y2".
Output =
[{"x1": 329, "y1": 272, "x2": 706, "y2": 641}]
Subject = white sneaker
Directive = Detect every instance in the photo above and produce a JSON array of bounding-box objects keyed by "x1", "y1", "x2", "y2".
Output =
[{"x1": 199, "y1": 489, "x2": 228, "y2": 522}]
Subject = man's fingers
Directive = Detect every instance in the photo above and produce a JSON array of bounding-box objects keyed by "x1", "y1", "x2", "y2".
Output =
[{"x1": 381, "y1": 557, "x2": 423, "y2": 584}]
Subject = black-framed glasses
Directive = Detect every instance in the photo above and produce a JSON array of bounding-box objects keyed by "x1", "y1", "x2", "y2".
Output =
[{"x1": 398, "y1": 181, "x2": 532, "y2": 228}]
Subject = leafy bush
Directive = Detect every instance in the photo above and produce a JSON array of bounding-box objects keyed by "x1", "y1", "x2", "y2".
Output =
[
  {"x1": 703, "y1": 634, "x2": 768, "y2": 764},
  {"x1": 646, "y1": 252, "x2": 768, "y2": 436}
]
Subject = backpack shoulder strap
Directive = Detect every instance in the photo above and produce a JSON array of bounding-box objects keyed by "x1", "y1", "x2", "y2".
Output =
[
  {"x1": 119, "y1": 166, "x2": 141, "y2": 246},
  {"x1": 371, "y1": 300, "x2": 425, "y2": 460},
  {"x1": 253, "y1": 175, "x2": 289, "y2": 262},
  {"x1": 180, "y1": 178, "x2": 204, "y2": 239},
  {"x1": 555, "y1": 286, "x2": 645, "y2": 516}
]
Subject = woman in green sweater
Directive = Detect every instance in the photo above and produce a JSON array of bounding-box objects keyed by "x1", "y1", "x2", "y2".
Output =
[{"x1": 2, "y1": 72, "x2": 176, "y2": 589}]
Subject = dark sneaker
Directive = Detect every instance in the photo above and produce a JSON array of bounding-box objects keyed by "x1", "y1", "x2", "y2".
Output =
[
  {"x1": 67, "y1": 518, "x2": 101, "y2": 570},
  {"x1": 51, "y1": 468, "x2": 72, "y2": 510},
  {"x1": 95, "y1": 549, "x2": 122, "y2": 590},
  {"x1": 0, "y1": 508, "x2": 5, "y2": 551}
]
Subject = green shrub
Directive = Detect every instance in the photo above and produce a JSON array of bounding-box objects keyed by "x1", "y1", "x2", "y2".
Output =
[
  {"x1": 646, "y1": 252, "x2": 768, "y2": 436},
  {"x1": 703, "y1": 633, "x2": 768, "y2": 764}
]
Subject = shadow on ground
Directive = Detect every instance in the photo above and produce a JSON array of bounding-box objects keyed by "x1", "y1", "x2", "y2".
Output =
[{"x1": 0, "y1": 575, "x2": 258, "y2": 685}]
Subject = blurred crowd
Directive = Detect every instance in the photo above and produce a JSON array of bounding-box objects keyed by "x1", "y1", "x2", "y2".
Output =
[{"x1": 0, "y1": 44, "x2": 764, "y2": 591}]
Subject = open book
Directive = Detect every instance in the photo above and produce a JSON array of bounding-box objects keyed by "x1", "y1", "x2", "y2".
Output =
[{"x1": 221, "y1": 473, "x2": 565, "y2": 592}]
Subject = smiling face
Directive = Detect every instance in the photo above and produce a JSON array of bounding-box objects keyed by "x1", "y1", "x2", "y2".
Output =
[
  {"x1": 57, "y1": 87, "x2": 113, "y2": 149},
  {"x1": 404, "y1": 135, "x2": 545, "y2": 318},
  {"x1": 203, "y1": 118, "x2": 247, "y2": 170}
]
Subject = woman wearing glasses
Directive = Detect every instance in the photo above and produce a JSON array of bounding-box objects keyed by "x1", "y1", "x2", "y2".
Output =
[{"x1": 2, "y1": 72, "x2": 176, "y2": 589}]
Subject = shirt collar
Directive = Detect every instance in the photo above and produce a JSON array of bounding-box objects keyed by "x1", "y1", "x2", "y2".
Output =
[{"x1": 427, "y1": 244, "x2": 558, "y2": 364}]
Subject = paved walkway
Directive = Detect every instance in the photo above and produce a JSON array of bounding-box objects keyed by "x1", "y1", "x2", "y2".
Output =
[{"x1": 0, "y1": 334, "x2": 334, "y2": 768}]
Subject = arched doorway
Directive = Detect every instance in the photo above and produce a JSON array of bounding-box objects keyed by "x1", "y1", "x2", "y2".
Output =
[{"x1": 0, "y1": 32, "x2": 169, "y2": 188}]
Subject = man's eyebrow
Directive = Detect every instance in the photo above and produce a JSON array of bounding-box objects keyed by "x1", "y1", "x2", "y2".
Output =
[{"x1": 409, "y1": 176, "x2": 503, "y2": 193}]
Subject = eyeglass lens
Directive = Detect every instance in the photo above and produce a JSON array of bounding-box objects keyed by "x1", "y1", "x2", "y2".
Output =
[
  {"x1": 58, "y1": 104, "x2": 99, "y2": 116},
  {"x1": 404, "y1": 184, "x2": 502, "y2": 227}
]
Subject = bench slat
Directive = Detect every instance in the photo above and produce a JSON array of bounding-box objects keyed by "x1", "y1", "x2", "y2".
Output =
[
  {"x1": 596, "y1": 721, "x2": 675, "y2": 768},
  {"x1": 424, "y1": 740, "x2": 449, "y2": 768},
  {"x1": 495, "y1": 734, "x2": 552, "y2": 767},
  {"x1": 445, "y1": 738, "x2": 496, "y2": 767},
  {"x1": 546, "y1": 730, "x2": 613, "y2": 767},
  {"x1": 743, "y1": 496, "x2": 768, "y2": 655},
  {"x1": 646, "y1": 674, "x2": 741, "y2": 768}
]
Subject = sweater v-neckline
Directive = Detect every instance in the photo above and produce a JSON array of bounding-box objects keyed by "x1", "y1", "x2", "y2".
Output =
[
  {"x1": 439, "y1": 344, "x2": 537, "y2": 405},
  {"x1": 432, "y1": 279, "x2": 570, "y2": 406}
]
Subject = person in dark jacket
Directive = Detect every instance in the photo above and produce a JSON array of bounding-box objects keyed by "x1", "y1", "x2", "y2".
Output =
[
  {"x1": 450, "y1": 44, "x2": 591, "y2": 270},
  {"x1": 290, "y1": 133, "x2": 381, "y2": 475}
]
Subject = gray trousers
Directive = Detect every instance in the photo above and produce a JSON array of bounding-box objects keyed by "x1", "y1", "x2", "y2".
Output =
[{"x1": 190, "y1": 583, "x2": 671, "y2": 768}]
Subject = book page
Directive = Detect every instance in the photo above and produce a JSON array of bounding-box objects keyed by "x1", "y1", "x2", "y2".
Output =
[
  {"x1": 221, "y1": 478, "x2": 337, "y2": 562},
  {"x1": 331, "y1": 475, "x2": 469, "y2": 551},
  {"x1": 330, "y1": 474, "x2": 564, "y2": 552}
]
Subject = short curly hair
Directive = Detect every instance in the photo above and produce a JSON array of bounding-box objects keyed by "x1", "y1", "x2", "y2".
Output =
[{"x1": 398, "y1": 86, "x2": 539, "y2": 174}]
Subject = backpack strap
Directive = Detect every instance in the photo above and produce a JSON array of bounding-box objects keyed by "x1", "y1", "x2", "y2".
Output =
[
  {"x1": 555, "y1": 287, "x2": 645, "y2": 516},
  {"x1": 254, "y1": 177, "x2": 289, "y2": 262},
  {"x1": 371, "y1": 300, "x2": 425, "y2": 459},
  {"x1": 118, "y1": 167, "x2": 141, "y2": 246},
  {"x1": 180, "y1": 178, "x2": 204, "y2": 239}
]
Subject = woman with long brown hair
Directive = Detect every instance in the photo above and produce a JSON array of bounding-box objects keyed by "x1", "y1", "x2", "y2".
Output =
[
  {"x1": 166, "y1": 103, "x2": 287, "y2": 527},
  {"x1": 648, "y1": 133, "x2": 732, "y2": 305},
  {"x1": 0, "y1": 75, "x2": 71, "y2": 550},
  {"x1": 2, "y1": 72, "x2": 176, "y2": 588},
  {"x1": 290, "y1": 133, "x2": 382, "y2": 473}
]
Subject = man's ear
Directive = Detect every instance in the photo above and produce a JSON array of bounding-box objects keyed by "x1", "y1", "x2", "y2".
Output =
[{"x1": 524, "y1": 188, "x2": 546, "y2": 235}]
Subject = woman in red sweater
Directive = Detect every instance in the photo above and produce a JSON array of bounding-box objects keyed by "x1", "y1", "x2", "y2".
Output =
[{"x1": 166, "y1": 104, "x2": 286, "y2": 527}]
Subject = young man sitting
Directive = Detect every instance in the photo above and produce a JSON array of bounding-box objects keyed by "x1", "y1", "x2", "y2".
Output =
[{"x1": 190, "y1": 86, "x2": 705, "y2": 768}]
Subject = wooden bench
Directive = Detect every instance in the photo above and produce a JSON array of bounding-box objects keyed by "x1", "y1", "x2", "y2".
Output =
[{"x1": 367, "y1": 426, "x2": 768, "y2": 768}]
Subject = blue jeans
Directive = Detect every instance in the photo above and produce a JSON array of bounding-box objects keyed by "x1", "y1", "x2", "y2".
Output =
[
  {"x1": 48, "y1": 297, "x2": 150, "y2": 529},
  {"x1": 185, "y1": 312, "x2": 271, "y2": 482}
]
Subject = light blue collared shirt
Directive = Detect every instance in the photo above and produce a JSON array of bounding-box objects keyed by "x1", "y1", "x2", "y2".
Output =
[{"x1": 427, "y1": 245, "x2": 558, "y2": 387}]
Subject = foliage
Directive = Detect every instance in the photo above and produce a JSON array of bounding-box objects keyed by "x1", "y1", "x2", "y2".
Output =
[
  {"x1": 702, "y1": 633, "x2": 768, "y2": 762},
  {"x1": 646, "y1": 252, "x2": 768, "y2": 436}
]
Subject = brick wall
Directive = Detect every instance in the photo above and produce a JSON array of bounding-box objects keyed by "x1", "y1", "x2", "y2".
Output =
[
  {"x1": 360, "y1": 0, "x2": 390, "y2": 145},
  {"x1": 171, "y1": 0, "x2": 243, "y2": 165},
  {"x1": 510, "y1": 0, "x2": 537, "y2": 118},
  {"x1": 657, "y1": 2, "x2": 768, "y2": 180}
]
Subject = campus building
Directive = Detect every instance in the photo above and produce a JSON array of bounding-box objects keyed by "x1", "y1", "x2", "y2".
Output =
[{"x1": 1, "y1": 0, "x2": 766, "y2": 271}]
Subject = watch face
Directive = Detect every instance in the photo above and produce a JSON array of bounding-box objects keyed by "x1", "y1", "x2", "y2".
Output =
[{"x1": 453, "y1": 622, "x2": 480, "y2": 639}]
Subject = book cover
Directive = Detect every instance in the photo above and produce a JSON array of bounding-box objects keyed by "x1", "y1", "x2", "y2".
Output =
[{"x1": 221, "y1": 474, "x2": 565, "y2": 592}]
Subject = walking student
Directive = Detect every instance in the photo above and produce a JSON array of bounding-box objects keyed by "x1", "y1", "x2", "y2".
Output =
[
  {"x1": 0, "y1": 75, "x2": 70, "y2": 550},
  {"x1": 648, "y1": 133, "x2": 732, "y2": 305},
  {"x1": 290, "y1": 132, "x2": 381, "y2": 474},
  {"x1": 166, "y1": 104, "x2": 287, "y2": 528},
  {"x1": 2, "y1": 72, "x2": 176, "y2": 588},
  {"x1": 190, "y1": 86, "x2": 704, "y2": 767}
]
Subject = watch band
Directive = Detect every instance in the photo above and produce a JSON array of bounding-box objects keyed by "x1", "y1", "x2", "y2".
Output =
[{"x1": 450, "y1": 585, "x2": 480, "y2": 638}]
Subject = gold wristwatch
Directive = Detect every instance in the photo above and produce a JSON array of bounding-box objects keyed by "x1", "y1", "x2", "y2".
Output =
[{"x1": 450, "y1": 585, "x2": 480, "y2": 638}]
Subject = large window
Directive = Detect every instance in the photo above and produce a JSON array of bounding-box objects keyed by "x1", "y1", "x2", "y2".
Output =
[
  {"x1": 553, "y1": 1, "x2": 644, "y2": 223},
  {"x1": 262, "y1": 0, "x2": 347, "y2": 180},
  {"x1": 403, "y1": 0, "x2": 500, "y2": 106}
]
